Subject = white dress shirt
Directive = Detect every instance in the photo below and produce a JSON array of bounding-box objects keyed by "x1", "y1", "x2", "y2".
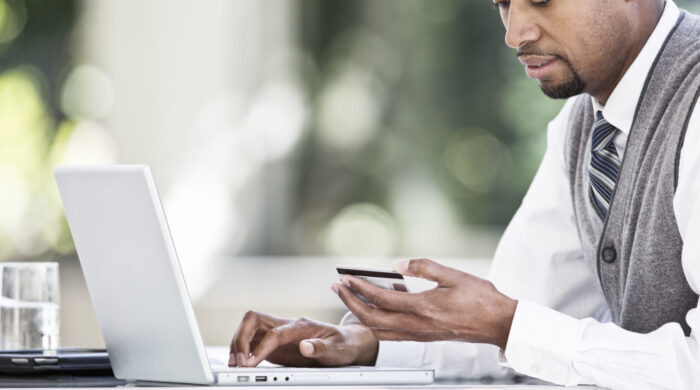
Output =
[{"x1": 365, "y1": 2, "x2": 700, "y2": 388}]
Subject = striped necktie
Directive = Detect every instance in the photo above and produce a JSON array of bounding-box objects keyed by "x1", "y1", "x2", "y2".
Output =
[{"x1": 589, "y1": 112, "x2": 621, "y2": 219}]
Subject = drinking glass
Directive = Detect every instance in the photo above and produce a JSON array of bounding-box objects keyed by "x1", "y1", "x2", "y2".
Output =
[{"x1": 0, "y1": 262, "x2": 60, "y2": 351}]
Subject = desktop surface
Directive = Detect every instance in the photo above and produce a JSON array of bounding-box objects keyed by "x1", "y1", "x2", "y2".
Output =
[
  {"x1": 0, "y1": 379, "x2": 606, "y2": 389},
  {"x1": 0, "y1": 348, "x2": 604, "y2": 389}
]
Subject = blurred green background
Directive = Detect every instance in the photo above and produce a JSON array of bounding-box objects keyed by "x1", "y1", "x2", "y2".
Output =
[{"x1": 1, "y1": 0, "x2": 699, "y2": 263}]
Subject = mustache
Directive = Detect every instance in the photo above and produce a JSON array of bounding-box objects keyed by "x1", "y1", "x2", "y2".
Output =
[{"x1": 516, "y1": 46, "x2": 562, "y2": 59}]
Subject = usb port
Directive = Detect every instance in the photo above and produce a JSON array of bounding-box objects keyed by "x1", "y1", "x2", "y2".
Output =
[
  {"x1": 255, "y1": 376, "x2": 267, "y2": 382},
  {"x1": 237, "y1": 376, "x2": 250, "y2": 382}
]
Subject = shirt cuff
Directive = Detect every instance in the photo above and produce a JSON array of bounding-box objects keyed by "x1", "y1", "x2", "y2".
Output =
[
  {"x1": 375, "y1": 340, "x2": 427, "y2": 368},
  {"x1": 504, "y1": 299, "x2": 589, "y2": 385}
]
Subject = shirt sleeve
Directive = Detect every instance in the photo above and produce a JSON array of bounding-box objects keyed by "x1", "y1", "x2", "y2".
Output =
[
  {"x1": 340, "y1": 312, "x2": 511, "y2": 378},
  {"x1": 342, "y1": 98, "x2": 608, "y2": 380},
  {"x1": 504, "y1": 101, "x2": 700, "y2": 389},
  {"x1": 488, "y1": 97, "x2": 609, "y2": 322}
]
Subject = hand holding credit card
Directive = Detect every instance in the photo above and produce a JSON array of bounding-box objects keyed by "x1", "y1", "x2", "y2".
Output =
[{"x1": 336, "y1": 265, "x2": 408, "y2": 304}]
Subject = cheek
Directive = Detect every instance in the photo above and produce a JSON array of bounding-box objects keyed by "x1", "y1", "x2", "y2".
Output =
[
  {"x1": 569, "y1": 32, "x2": 599, "y2": 74},
  {"x1": 552, "y1": 2, "x2": 607, "y2": 68},
  {"x1": 581, "y1": 5, "x2": 629, "y2": 66},
  {"x1": 560, "y1": 16, "x2": 612, "y2": 77}
]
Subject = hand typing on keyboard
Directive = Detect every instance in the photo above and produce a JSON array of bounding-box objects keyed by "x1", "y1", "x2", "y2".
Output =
[{"x1": 229, "y1": 312, "x2": 378, "y2": 368}]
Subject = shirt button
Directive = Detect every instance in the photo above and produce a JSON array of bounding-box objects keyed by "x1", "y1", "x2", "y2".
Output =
[
  {"x1": 602, "y1": 246, "x2": 617, "y2": 263},
  {"x1": 529, "y1": 363, "x2": 541, "y2": 373}
]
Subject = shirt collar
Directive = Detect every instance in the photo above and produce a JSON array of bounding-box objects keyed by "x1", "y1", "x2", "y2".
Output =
[{"x1": 591, "y1": 0, "x2": 680, "y2": 135}]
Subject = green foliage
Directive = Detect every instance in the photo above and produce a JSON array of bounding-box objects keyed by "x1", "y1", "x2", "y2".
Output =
[
  {"x1": 0, "y1": 0, "x2": 76, "y2": 260},
  {"x1": 297, "y1": 0, "x2": 564, "y2": 229}
]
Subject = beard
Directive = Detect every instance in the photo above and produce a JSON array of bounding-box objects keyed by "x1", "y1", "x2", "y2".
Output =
[
  {"x1": 539, "y1": 55, "x2": 586, "y2": 99},
  {"x1": 518, "y1": 47, "x2": 586, "y2": 99}
]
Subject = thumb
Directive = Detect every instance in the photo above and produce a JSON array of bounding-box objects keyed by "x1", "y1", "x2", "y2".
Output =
[
  {"x1": 393, "y1": 258, "x2": 457, "y2": 286},
  {"x1": 299, "y1": 338, "x2": 328, "y2": 358}
]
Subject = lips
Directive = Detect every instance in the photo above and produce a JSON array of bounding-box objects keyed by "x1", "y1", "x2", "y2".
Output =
[
  {"x1": 518, "y1": 55, "x2": 560, "y2": 80},
  {"x1": 528, "y1": 59, "x2": 555, "y2": 68},
  {"x1": 518, "y1": 55, "x2": 558, "y2": 67}
]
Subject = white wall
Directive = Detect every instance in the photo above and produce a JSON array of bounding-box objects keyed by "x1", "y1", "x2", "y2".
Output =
[{"x1": 75, "y1": 0, "x2": 307, "y2": 300}]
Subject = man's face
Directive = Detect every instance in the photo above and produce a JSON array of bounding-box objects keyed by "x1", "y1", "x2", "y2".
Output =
[{"x1": 495, "y1": 0, "x2": 631, "y2": 99}]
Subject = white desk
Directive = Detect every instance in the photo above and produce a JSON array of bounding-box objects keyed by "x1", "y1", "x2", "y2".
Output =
[
  {"x1": 122, "y1": 386, "x2": 606, "y2": 389},
  {"x1": 0, "y1": 382, "x2": 605, "y2": 389}
]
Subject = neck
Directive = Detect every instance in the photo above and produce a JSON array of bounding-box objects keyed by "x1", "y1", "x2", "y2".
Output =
[{"x1": 592, "y1": 1, "x2": 666, "y2": 106}]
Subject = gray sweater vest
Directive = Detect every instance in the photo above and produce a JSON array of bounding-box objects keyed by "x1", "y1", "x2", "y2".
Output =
[{"x1": 563, "y1": 11, "x2": 700, "y2": 335}]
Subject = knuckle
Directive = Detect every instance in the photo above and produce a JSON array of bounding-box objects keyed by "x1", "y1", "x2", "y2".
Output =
[
  {"x1": 415, "y1": 299, "x2": 431, "y2": 315},
  {"x1": 268, "y1": 327, "x2": 283, "y2": 339},
  {"x1": 474, "y1": 277, "x2": 492, "y2": 291},
  {"x1": 370, "y1": 292, "x2": 386, "y2": 307},
  {"x1": 409, "y1": 258, "x2": 427, "y2": 274},
  {"x1": 352, "y1": 310, "x2": 369, "y2": 325},
  {"x1": 486, "y1": 280, "x2": 497, "y2": 291},
  {"x1": 369, "y1": 328, "x2": 384, "y2": 340},
  {"x1": 313, "y1": 340, "x2": 328, "y2": 354},
  {"x1": 243, "y1": 310, "x2": 258, "y2": 321},
  {"x1": 362, "y1": 309, "x2": 379, "y2": 328},
  {"x1": 408, "y1": 259, "x2": 423, "y2": 274},
  {"x1": 424, "y1": 299, "x2": 437, "y2": 315}
]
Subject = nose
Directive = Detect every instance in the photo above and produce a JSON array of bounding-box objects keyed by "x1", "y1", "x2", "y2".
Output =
[{"x1": 503, "y1": 3, "x2": 542, "y2": 49}]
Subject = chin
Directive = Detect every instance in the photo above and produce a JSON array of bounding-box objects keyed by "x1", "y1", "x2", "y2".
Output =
[
  {"x1": 540, "y1": 78, "x2": 586, "y2": 99},
  {"x1": 538, "y1": 67, "x2": 587, "y2": 99}
]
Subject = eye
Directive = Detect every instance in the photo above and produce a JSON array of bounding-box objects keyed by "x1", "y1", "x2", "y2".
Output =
[
  {"x1": 493, "y1": 0, "x2": 510, "y2": 10},
  {"x1": 532, "y1": 0, "x2": 550, "y2": 6}
]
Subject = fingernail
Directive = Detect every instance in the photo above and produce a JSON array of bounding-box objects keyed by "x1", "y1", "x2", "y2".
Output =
[
  {"x1": 300, "y1": 340, "x2": 314, "y2": 354},
  {"x1": 237, "y1": 353, "x2": 245, "y2": 366},
  {"x1": 229, "y1": 354, "x2": 236, "y2": 366},
  {"x1": 340, "y1": 277, "x2": 351, "y2": 288},
  {"x1": 331, "y1": 283, "x2": 339, "y2": 294},
  {"x1": 393, "y1": 259, "x2": 409, "y2": 273}
]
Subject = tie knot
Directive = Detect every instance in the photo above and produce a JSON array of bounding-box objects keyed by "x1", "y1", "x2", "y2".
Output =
[{"x1": 592, "y1": 112, "x2": 617, "y2": 152}]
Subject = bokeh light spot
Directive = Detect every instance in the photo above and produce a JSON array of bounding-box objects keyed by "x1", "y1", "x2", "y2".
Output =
[
  {"x1": 243, "y1": 82, "x2": 307, "y2": 162},
  {"x1": 60, "y1": 64, "x2": 115, "y2": 120},
  {"x1": 324, "y1": 203, "x2": 397, "y2": 256},
  {"x1": 443, "y1": 132, "x2": 510, "y2": 193},
  {"x1": 0, "y1": 0, "x2": 26, "y2": 46},
  {"x1": 317, "y1": 65, "x2": 382, "y2": 151}
]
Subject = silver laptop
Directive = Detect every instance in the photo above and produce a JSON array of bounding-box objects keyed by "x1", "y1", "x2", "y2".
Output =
[{"x1": 54, "y1": 165, "x2": 434, "y2": 386}]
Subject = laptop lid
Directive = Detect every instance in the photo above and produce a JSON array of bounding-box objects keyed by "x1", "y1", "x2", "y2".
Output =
[
  {"x1": 55, "y1": 165, "x2": 434, "y2": 386},
  {"x1": 55, "y1": 165, "x2": 215, "y2": 384}
]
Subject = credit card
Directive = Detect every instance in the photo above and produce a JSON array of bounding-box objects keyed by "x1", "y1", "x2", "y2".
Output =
[{"x1": 336, "y1": 265, "x2": 409, "y2": 304}]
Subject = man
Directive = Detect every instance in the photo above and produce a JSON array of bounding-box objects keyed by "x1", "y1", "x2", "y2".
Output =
[{"x1": 229, "y1": 0, "x2": 700, "y2": 388}]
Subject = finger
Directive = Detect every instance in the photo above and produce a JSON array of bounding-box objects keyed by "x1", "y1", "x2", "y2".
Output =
[
  {"x1": 246, "y1": 323, "x2": 304, "y2": 367},
  {"x1": 299, "y1": 338, "x2": 327, "y2": 358},
  {"x1": 393, "y1": 258, "x2": 459, "y2": 286},
  {"x1": 232, "y1": 311, "x2": 260, "y2": 366},
  {"x1": 334, "y1": 283, "x2": 439, "y2": 335},
  {"x1": 334, "y1": 283, "x2": 409, "y2": 328},
  {"x1": 233, "y1": 311, "x2": 279, "y2": 366},
  {"x1": 340, "y1": 275, "x2": 415, "y2": 312},
  {"x1": 299, "y1": 338, "x2": 353, "y2": 367},
  {"x1": 230, "y1": 323, "x2": 242, "y2": 366},
  {"x1": 332, "y1": 282, "x2": 377, "y2": 326}
]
